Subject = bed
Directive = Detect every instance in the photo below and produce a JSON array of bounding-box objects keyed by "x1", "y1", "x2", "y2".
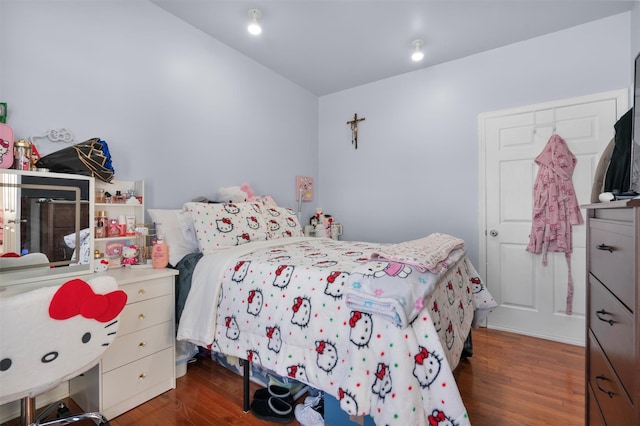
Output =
[{"x1": 150, "y1": 202, "x2": 496, "y2": 426}]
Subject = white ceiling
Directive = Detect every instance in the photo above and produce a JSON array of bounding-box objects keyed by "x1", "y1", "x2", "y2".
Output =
[{"x1": 150, "y1": 1, "x2": 636, "y2": 96}]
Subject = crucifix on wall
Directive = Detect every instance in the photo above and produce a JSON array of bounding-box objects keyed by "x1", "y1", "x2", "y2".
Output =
[{"x1": 346, "y1": 113, "x2": 366, "y2": 149}]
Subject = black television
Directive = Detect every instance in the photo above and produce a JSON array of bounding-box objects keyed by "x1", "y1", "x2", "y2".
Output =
[{"x1": 632, "y1": 52, "x2": 640, "y2": 194}]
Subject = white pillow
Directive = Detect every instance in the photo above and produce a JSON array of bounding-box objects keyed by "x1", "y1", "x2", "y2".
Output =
[
  {"x1": 184, "y1": 202, "x2": 268, "y2": 253},
  {"x1": 148, "y1": 209, "x2": 200, "y2": 266},
  {"x1": 262, "y1": 206, "x2": 304, "y2": 239}
]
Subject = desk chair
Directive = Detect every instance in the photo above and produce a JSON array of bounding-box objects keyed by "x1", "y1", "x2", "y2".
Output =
[{"x1": 0, "y1": 275, "x2": 127, "y2": 425}]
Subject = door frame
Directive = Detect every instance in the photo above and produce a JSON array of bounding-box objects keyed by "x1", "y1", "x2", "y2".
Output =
[{"x1": 477, "y1": 88, "x2": 629, "y2": 324}]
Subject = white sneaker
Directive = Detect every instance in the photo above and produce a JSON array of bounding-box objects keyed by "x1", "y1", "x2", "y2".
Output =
[
  {"x1": 294, "y1": 403, "x2": 324, "y2": 426},
  {"x1": 304, "y1": 393, "x2": 323, "y2": 408}
]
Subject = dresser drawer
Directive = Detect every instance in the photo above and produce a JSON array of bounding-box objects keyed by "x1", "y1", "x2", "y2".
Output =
[
  {"x1": 589, "y1": 219, "x2": 634, "y2": 310},
  {"x1": 119, "y1": 276, "x2": 173, "y2": 305},
  {"x1": 588, "y1": 332, "x2": 634, "y2": 425},
  {"x1": 102, "y1": 347, "x2": 174, "y2": 409},
  {"x1": 102, "y1": 321, "x2": 174, "y2": 372},
  {"x1": 117, "y1": 294, "x2": 173, "y2": 336},
  {"x1": 589, "y1": 275, "x2": 635, "y2": 398},
  {"x1": 587, "y1": 383, "x2": 606, "y2": 426}
]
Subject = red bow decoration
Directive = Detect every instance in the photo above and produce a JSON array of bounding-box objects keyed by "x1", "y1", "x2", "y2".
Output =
[
  {"x1": 429, "y1": 410, "x2": 446, "y2": 426},
  {"x1": 292, "y1": 297, "x2": 303, "y2": 312},
  {"x1": 234, "y1": 261, "x2": 245, "y2": 271},
  {"x1": 247, "y1": 350, "x2": 254, "y2": 362},
  {"x1": 414, "y1": 346, "x2": 429, "y2": 365},
  {"x1": 288, "y1": 365, "x2": 298, "y2": 378},
  {"x1": 327, "y1": 271, "x2": 340, "y2": 283},
  {"x1": 471, "y1": 277, "x2": 481, "y2": 284},
  {"x1": 349, "y1": 311, "x2": 362, "y2": 327},
  {"x1": 240, "y1": 233, "x2": 250, "y2": 241},
  {"x1": 225, "y1": 316, "x2": 232, "y2": 327},
  {"x1": 316, "y1": 341, "x2": 326, "y2": 354},
  {"x1": 49, "y1": 278, "x2": 127, "y2": 323},
  {"x1": 266, "y1": 327, "x2": 275, "y2": 338},
  {"x1": 338, "y1": 388, "x2": 345, "y2": 400},
  {"x1": 222, "y1": 218, "x2": 231, "y2": 224},
  {"x1": 375, "y1": 363, "x2": 387, "y2": 380},
  {"x1": 276, "y1": 265, "x2": 287, "y2": 276},
  {"x1": 432, "y1": 301, "x2": 439, "y2": 312},
  {"x1": 248, "y1": 290, "x2": 256, "y2": 303}
]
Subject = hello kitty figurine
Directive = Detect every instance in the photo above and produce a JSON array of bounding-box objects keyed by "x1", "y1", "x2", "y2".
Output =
[{"x1": 121, "y1": 245, "x2": 138, "y2": 266}]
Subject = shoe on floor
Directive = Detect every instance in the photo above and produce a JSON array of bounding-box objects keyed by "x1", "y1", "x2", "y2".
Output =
[
  {"x1": 254, "y1": 384, "x2": 292, "y2": 402},
  {"x1": 294, "y1": 403, "x2": 324, "y2": 426},
  {"x1": 251, "y1": 397, "x2": 293, "y2": 424}
]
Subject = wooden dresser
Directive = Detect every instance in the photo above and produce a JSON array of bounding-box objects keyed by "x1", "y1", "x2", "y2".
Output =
[
  {"x1": 70, "y1": 267, "x2": 178, "y2": 420},
  {"x1": 584, "y1": 199, "x2": 639, "y2": 426}
]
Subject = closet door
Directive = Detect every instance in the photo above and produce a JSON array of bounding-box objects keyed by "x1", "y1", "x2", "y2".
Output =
[{"x1": 479, "y1": 89, "x2": 627, "y2": 345}]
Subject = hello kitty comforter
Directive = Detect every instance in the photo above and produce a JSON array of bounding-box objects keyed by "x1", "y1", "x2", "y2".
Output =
[{"x1": 177, "y1": 237, "x2": 495, "y2": 426}]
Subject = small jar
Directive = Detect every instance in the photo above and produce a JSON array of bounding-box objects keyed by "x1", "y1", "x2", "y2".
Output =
[
  {"x1": 13, "y1": 139, "x2": 32, "y2": 171},
  {"x1": 95, "y1": 188, "x2": 106, "y2": 203}
]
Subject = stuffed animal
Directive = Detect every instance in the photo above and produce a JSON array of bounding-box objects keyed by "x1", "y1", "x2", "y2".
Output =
[
  {"x1": 121, "y1": 245, "x2": 138, "y2": 266},
  {"x1": 217, "y1": 186, "x2": 248, "y2": 203},
  {"x1": 240, "y1": 183, "x2": 255, "y2": 202}
]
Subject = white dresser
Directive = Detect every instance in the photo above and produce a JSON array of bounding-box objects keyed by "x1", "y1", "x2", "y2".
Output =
[{"x1": 70, "y1": 267, "x2": 178, "y2": 420}]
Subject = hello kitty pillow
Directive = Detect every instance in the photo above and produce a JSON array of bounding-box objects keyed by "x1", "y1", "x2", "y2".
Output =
[
  {"x1": 262, "y1": 206, "x2": 304, "y2": 239},
  {"x1": 184, "y1": 202, "x2": 269, "y2": 253}
]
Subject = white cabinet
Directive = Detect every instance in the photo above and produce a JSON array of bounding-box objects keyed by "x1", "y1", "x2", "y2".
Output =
[{"x1": 70, "y1": 267, "x2": 178, "y2": 420}]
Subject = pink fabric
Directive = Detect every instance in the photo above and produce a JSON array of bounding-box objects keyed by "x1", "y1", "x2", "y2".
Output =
[{"x1": 526, "y1": 134, "x2": 584, "y2": 314}]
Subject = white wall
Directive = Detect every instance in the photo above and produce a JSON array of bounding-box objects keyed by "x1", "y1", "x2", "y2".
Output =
[
  {"x1": 0, "y1": 0, "x2": 318, "y2": 215},
  {"x1": 632, "y1": 2, "x2": 640, "y2": 60},
  {"x1": 318, "y1": 13, "x2": 632, "y2": 265}
]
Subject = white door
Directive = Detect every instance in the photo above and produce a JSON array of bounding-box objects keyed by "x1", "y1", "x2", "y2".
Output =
[{"x1": 479, "y1": 89, "x2": 628, "y2": 345}]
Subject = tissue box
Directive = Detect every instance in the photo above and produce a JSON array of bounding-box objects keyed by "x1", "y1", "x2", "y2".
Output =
[{"x1": 324, "y1": 394, "x2": 375, "y2": 426}]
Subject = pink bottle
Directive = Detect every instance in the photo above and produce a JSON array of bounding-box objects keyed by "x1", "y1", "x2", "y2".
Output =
[{"x1": 152, "y1": 235, "x2": 169, "y2": 269}]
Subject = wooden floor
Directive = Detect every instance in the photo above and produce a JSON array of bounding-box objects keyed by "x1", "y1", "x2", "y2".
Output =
[{"x1": 2, "y1": 328, "x2": 585, "y2": 426}]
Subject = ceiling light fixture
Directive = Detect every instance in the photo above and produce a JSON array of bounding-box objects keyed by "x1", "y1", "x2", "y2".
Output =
[
  {"x1": 411, "y1": 39, "x2": 425, "y2": 62},
  {"x1": 247, "y1": 9, "x2": 262, "y2": 36}
]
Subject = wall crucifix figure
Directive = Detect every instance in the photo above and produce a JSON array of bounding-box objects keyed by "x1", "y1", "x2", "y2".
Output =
[{"x1": 346, "y1": 113, "x2": 366, "y2": 149}]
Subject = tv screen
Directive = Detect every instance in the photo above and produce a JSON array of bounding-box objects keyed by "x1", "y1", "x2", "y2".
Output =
[{"x1": 632, "y1": 52, "x2": 640, "y2": 194}]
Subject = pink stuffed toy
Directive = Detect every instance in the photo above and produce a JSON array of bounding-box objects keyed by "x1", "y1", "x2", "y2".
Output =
[{"x1": 240, "y1": 183, "x2": 255, "y2": 202}]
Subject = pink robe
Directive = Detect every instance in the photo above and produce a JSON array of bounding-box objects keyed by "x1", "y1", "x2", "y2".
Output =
[{"x1": 526, "y1": 134, "x2": 584, "y2": 314}]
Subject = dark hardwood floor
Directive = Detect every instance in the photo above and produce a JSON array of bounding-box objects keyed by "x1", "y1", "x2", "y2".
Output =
[{"x1": 2, "y1": 328, "x2": 585, "y2": 426}]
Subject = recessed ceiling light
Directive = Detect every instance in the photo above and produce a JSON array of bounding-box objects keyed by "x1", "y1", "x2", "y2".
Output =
[
  {"x1": 248, "y1": 9, "x2": 262, "y2": 36},
  {"x1": 411, "y1": 39, "x2": 425, "y2": 62}
]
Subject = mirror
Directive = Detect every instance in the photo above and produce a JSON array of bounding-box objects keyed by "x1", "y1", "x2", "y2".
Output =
[
  {"x1": 631, "y1": 52, "x2": 640, "y2": 194},
  {"x1": 1, "y1": 169, "x2": 94, "y2": 283}
]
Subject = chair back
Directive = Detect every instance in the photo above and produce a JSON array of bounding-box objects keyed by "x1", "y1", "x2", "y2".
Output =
[{"x1": 0, "y1": 275, "x2": 127, "y2": 404}]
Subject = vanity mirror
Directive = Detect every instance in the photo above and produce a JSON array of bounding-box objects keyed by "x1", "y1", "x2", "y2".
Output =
[{"x1": 0, "y1": 169, "x2": 94, "y2": 283}]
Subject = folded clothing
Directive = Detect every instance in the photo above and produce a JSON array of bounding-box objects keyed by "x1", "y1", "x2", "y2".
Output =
[
  {"x1": 369, "y1": 232, "x2": 464, "y2": 273},
  {"x1": 345, "y1": 248, "x2": 465, "y2": 328}
]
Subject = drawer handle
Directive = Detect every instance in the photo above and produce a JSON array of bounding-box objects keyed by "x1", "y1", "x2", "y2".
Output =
[
  {"x1": 138, "y1": 341, "x2": 146, "y2": 348},
  {"x1": 596, "y1": 309, "x2": 615, "y2": 326},
  {"x1": 595, "y1": 375, "x2": 615, "y2": 398},
  {"x1": 138, "y1": 289, "x2": 146, "y2": 296},
  {"x1": 138, "y1": 313, "x2": 146, "y2": 320},
  {"x1": 138, "y1": 373, "x2": 146, "y2": 381},
  {"x1": 596, "y1": 244, "x2": 614, "y2": 253}
]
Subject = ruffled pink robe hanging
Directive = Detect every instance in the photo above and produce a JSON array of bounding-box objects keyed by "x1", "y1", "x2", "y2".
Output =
[{"x1": 526, "y1": 134, "x2": 584, "y2": 314}]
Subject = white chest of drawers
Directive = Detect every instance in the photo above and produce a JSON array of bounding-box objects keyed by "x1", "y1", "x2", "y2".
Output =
[
  {"x1": 584, "y1": 200, "x2": 639, "y2": 426},
  {"x1": 70, "y1": 267, "x2": 178, "y2": 420}
]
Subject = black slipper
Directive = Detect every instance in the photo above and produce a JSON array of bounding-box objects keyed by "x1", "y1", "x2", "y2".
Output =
[
  {"x1": 253, "y1": 384, "x2": 292, "y2": 401},
  {"x1": 250, "y1": 397, "x2": 294, "y2": 423}
]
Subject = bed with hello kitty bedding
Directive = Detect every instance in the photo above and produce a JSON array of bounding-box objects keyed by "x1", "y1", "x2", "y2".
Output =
[{"x1": 168, "y1": 202, "x2": 496, "y2": 426}]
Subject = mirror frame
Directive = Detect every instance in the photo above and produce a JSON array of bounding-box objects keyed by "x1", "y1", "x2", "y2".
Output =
[{"x1": 1, "y1": 169, "x2": 94, "y2": 287}]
